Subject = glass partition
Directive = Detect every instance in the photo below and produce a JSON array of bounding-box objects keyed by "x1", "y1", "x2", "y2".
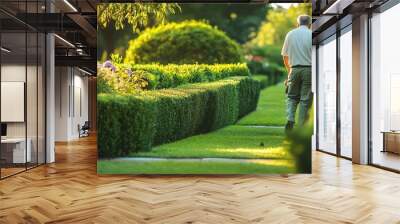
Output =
[
  {"x1": 370, "y1": 3, "x2": 400, "y2": 171},
  {"x1": 38, "y1": 32, "x2": 45, "y2": 165},
  {"x1": 317, "y1": 36, "x2": 337, "y2": 154},
  {"x1": 0, "y1": 1, "x2": 46, "y2": 179},
  {"x1": 27, "y1": 31, "x2": 38, "y2": 169},
  {"x1": 1, "y1": 31, "x2": 28, "y2": 177},
  {"x1": 339, "y1": 27, "x2": 352, "y2": 158}
]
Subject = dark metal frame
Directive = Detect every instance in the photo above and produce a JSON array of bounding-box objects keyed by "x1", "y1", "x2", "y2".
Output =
[
  {"x1": 336, "y1": 20, "x2": 341, "y2": 159},
  {"x1": 367, "y1": 10, "x2": 373, "y2": 166},
  {"x1": 315, "y1": 44, "x2": 319, "y2": 151}
]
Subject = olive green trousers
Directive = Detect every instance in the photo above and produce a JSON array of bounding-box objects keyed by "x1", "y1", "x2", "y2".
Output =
[{"x1": 286, "y1": 67, "x2": 313, "y2": 125}]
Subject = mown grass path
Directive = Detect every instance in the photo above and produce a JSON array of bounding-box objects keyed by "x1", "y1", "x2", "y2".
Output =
[{"x1": 238, "y1": 82, "x2": 286, "y2": 126}]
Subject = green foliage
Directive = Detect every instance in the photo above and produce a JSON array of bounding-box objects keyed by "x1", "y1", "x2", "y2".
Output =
[
  {"x1": 97, "y1": 3, "x2": 180, "y2": 32},
  {"x1": 246, "y1": 45, "x2": 286, "y2": 84},
  {"x1": 234, "y1": 77, "x2": 261, "y2": 118},
  {"x1": 97, "y1": 94, "x2": 158, "y2": 158},
  {"x1": 125, "y1": 20, "x2": 244, "y2": 65},
  {"x1": 168, "y1": 4, "x2": 271, "y2": 44},
  {"x1": 97, "y1": 62, "x2": 251, "y2": 92},
  {"x1": 245, "y1": 4, "x2": 311, "y2": 81},
  {"x1": 135, "y1": 63, "x2": 250, "y2": 90},
  {"x1": 97, "y1": 66, "x2": 151, "y2": 94},
  {"x1": 97, "y1": 77, "x2": 260, "y2": 158},
  {"x1": 97, "y1": 3, "x2": 180, "y2": 58},
  {"x1": 286, "y1": 108, "x2": 313, "y2": 173},
  {"x1": 251, "y1": 75, "x2": 269, "y2": 89},
  {"x1": 97, "y1": 75, "x2": 115, "y2": 94}
]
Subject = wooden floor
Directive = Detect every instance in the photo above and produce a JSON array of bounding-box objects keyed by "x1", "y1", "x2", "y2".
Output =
[{"x1": 0, "y1": 135, "x2": 400, "y2": 224}]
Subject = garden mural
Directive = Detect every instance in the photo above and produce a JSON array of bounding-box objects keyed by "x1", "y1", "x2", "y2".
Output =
[{"x1": 97, "y1": 3, "x2": 312, "y2": 174}]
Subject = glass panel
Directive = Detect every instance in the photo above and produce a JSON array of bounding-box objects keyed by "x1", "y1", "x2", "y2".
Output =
[
  {"x1": 27, "y1": 31, "x2": 38, "y2": 169},
  {"x1": 371, "y1": 4, "x2": 400, "y2": 171},
  {"x1": 38, "y1": 32, "x2": 45, "y2": 165},
  {"x1": 339, "y1": 29, "x2": 352, "y2": 158},
  {"x1": 312, "y1": 46, "x2": 317, "y2": 151},
  {"x1": 317, "y1": 37, "x2": 337, "y2": 154},
  {"x1": 1, "y1": 31, "x2": 27, "y2": 177},
  {"x1": 0, "y1": 0, "x2": 46, "y2": 178}
]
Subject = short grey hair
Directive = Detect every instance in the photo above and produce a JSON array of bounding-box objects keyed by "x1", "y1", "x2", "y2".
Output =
[{"x1": 297, "y1": 15, "x2": 311, "y2": 26}]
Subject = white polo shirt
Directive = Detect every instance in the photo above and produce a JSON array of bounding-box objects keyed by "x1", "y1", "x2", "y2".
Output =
[{"x1": 281, "y1": 25, "x2": 312, "y2": 67}]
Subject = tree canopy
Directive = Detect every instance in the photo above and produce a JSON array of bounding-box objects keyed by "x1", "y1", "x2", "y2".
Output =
[
  {"x1": 249, "y1": 4, "x2": 312, "y2": 47},
  {"x1": 168, "y1": 4, "x2": 271, "y2": 44},
  {"x1": 97, "y1": 3, "x2": 180, "y2": 32}
]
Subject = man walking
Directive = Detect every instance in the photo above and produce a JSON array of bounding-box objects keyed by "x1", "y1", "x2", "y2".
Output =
[{"x1": 281, "y1": 15, "x2": 312, "y2": 132}]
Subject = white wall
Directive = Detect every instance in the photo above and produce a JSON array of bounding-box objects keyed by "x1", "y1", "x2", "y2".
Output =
[
  {"x1": 55, "y1": 67, "x2": 89, "y2": 141},
  {"x1": 55, "y1": 66, "x2": 70, "y2": 141},
  {"x1": 1, "y1": 65, "x2": 31, "y2": 138}
]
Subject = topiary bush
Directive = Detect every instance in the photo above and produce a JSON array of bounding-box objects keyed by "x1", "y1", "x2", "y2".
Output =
[
  {"x1": 97, "y1": 76, "x2": 261, "y2": 158},
  {"x1": 125, "y1": 20, "x2": 244, "y2": 64}
]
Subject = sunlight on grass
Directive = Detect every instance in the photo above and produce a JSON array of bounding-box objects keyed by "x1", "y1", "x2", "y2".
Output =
[
  {"x1": 98, "y1": 159, "x2": 295, "y2": 174},
  {"x1": 249, "y1": 159, "x2": 294, "y2": 167},
  {"x1": 131, "y1": 126, "x2": 290, "y2": 159},
  {"x1": 210, "y1": 146, "x2": 289, "y2": 159}
]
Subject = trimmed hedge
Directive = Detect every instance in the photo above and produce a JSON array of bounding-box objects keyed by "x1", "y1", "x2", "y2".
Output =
[
  {"x1": 98, "y1": 63, "x2": 251, "y2": 93},
  {"x1": 235, "y1": 77, "x2": 261, "y2": 118},
  {"x1": 125, "y1": 20, "x2": 244, "y2": 64},
  {"x1": 97, "y1": 94, "x2": 157, "y2": 158},
  {"x1": 98, "y1": 76, "x2": 260, "y2": 158}
]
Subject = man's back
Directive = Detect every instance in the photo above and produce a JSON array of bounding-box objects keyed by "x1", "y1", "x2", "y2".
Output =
[{"x1": 281, "y1": 26, "x2": 312, "y2": 67}]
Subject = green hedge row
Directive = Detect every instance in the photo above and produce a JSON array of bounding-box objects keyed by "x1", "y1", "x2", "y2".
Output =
[
  {"x1": 98, "y1": 63, "x2": 251, "y2": 93},
  {"x1": 98, "y1": 76, "x2": 260, "y2": 158},
  {"x1": 134, "y1": 63, "x2": 251, "y2": 90}
]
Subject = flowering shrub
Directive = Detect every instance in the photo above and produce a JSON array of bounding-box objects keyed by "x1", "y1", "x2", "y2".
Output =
[{"x1": 98, "y1": 59, "x2": 153, "y2": 94}]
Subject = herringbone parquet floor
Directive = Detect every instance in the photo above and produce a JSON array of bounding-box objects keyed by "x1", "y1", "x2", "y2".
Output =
[{"x1": 1, "y1": 135, "x2": 400, "y2": 224}]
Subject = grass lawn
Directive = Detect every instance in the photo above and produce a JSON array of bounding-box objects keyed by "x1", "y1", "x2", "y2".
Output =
[
  {"x1": 237, "y1": 82, "x2": 287, "y2": 126},
  {"x1": 97, "y1": 159, "x2": 295, "y2": 174},
  {"x1": 130, "y1": 126, "x2": 289, "y2": 159}
]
